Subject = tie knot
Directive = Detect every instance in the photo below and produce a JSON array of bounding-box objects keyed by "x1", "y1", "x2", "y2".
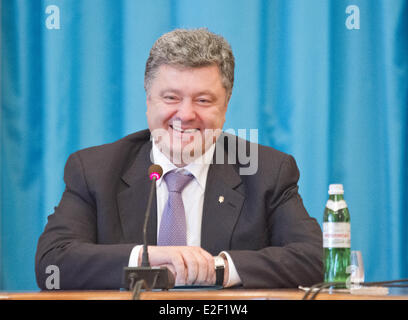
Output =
[{"x1": 164, "y1": 171, "x2": 194, "y2": 193}]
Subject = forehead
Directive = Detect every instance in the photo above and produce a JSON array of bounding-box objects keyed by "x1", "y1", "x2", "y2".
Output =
[{"x1": 152, "y1": 64, "x2": 225, "y2": 93}]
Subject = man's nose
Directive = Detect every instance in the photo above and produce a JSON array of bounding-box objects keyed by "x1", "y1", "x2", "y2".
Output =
[{"x1": 177, "y1": 99, "x2": 196, "y2": 122}]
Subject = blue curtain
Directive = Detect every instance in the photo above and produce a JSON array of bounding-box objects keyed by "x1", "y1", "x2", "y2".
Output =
[{"x1": 1, "y1": 0, "x2": 407, "y2": 290}]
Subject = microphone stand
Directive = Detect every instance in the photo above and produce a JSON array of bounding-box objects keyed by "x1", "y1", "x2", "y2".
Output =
[
  {"x1": 122, "y1": 165, "x2": 175, "y2": 299},
  {"x1": 141, "y1": 177, "x2": 156, "y2": 267}
]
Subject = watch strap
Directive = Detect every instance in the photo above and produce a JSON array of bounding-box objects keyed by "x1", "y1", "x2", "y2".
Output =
[{"x1": 214, "y1": 256, "x2": 225, "y2": 287}]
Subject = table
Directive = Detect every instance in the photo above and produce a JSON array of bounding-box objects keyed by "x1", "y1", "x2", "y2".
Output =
[{"x1": 1, "y1": 288, "x2": 408, "y2": 300}]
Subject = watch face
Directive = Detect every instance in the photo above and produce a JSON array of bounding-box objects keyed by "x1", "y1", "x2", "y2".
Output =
[{"x1": 214, "y1": 256, "x2": 225, "y2": 269}]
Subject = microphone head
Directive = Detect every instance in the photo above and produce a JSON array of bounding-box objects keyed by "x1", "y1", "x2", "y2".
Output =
[{"x1": 148, "y1": 164, "x2": 163, "y2": 181}]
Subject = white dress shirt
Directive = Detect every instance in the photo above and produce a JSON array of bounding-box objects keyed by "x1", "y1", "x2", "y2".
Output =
[{"x1": 128, "y1": 140, "x2": 241, "y2": 287}]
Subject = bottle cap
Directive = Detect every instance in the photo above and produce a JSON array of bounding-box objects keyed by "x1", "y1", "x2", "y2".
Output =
[{"x1": 328, "y1": 184, "x2": 344, "y2": 195}]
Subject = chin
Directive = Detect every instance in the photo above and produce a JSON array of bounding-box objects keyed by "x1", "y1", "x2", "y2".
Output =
[{"x1": 169, "y1": 143, "x2": 207, "y2": 166}]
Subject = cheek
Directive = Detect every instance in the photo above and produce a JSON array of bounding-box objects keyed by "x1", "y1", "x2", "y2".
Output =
[
  {"x1": 202, "y1": 108, "x2": 226, "y2": 129},
  {"x1": 146, "y1": 107, "x2": 158, "y2": 130},
  {"x1": 147, "y1": 103, "x2": 175, "y2": 127}
]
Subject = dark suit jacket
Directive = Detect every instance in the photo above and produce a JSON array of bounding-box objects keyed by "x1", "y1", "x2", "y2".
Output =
[{"x1": 35, "y1": 129, "x2": 323, "y2": 290}]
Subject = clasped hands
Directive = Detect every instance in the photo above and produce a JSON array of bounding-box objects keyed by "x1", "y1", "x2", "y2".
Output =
[{"x1": 138, "y1": 246, "x2": 228, "y2": 286}]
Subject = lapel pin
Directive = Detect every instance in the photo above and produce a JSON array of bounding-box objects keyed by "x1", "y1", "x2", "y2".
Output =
[{"x1": 218, "y1": 196, "x2": 224, "y2": 203}]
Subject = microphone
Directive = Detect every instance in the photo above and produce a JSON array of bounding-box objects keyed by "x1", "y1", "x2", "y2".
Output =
[
  {"x1": 141, "y1": 164, "x2": 163, "y2": 267},
  {"x1": 123, "y1": 164, "x2": 175, "y2": 295}
]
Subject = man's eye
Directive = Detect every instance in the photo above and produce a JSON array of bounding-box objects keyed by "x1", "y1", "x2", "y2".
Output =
[
  {"x1": 197, "y1": 98, "x2": 211, "y2": 104},
  {"x1": 164, "y1": 96, "x2": 178, "y2": 101}
]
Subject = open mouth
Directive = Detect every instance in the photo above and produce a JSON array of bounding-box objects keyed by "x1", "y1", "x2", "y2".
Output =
[{"x1": 170, "y1": 124, "x2": 199, "y2": 134}]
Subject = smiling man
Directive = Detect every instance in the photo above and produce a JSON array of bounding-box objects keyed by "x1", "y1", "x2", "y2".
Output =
[
  {"x1": 146, "y1": 64, "x2": 227, "y2": 167},
  {"x1": 35, "y1": 28, "x2": 323, "y2": 290}
]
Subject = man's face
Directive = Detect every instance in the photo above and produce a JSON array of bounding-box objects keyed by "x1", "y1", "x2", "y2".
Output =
[{"x1": 146, "y1": 64, "x2": 229, "y2": 166}]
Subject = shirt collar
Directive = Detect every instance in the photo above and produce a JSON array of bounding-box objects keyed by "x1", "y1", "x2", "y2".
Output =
[{"x1": 151, "y1": 140, "x2": 215, "y2": 191}]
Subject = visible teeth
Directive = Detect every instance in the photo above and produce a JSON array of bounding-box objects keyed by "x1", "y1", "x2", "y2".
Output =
[
  {"x1": 172, "y1": 125, "x2": 183, "y2": 132},
  {"x1": 171, "y1": 125, "x2": 197, "y2": 133}
]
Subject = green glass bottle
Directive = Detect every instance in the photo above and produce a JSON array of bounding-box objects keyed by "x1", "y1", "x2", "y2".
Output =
[{"x1": 323, "y1": 184, "x2": 351, "y2": 288}]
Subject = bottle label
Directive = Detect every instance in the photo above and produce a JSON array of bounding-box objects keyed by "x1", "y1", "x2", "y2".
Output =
[
  {"x1": 323, "y1": 222, "x2": 351, "y2": 248},
  {"x1": 325, "y1": 200, "x2": 347, "y2": 212}
]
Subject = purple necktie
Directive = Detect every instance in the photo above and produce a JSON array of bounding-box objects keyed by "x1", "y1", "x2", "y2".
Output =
[{"x1": 158, "y1": 171, "x2": 194, "y2": 246}]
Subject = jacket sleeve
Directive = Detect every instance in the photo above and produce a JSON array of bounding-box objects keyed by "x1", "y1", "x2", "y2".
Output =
[
  {"x1": 227, "y1": 155, "x2": 324, "y2": 288},
  {"x1": 35, "y1": 152, "x2": 135, "y2": 290}
]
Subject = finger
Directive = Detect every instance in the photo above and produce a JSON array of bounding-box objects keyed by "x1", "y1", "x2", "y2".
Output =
[
  {"x1": 170, "y1": 249, "x2": 188, "y2": 285},
  {"x1": 180, "y1": 249, "x2": 199, "y2": 285},
  {"x1": 195, "y1": 248, "x2": 216, "y2": 285},
  {"x1": 148, "y1": 246, "x2": 187, "y2": 285},
  {"x1": 188, "y1": 248, "x2": 209, "y2": 285},
  {"x1": 145, "y1": 246, "x2": 170, "y2": 266}
]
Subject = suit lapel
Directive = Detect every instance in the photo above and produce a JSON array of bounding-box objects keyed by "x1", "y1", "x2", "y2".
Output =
[
  {"x1": 116, "y1": 132, "x2": 246, "y2": 253},
  {"x1": 201, "y1": 139, "x2": 245, "y2": 255},
  {"x1": 117, "y1": 140, "x2": 158, "y2": 245}
]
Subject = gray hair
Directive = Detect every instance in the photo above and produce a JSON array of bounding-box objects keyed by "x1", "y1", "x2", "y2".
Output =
[{"x1": 144, "y1": 28, "x2": 235, "y2": 97}]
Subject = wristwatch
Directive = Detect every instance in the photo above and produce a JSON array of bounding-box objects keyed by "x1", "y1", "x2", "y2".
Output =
[{"x1": 214, "y1": 256, "x2": 225, "y2": 286}]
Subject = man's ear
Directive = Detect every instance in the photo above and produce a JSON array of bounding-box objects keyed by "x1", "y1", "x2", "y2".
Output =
[{"x1": 226, "y1": 90, "x2": 232, "y2": 104}]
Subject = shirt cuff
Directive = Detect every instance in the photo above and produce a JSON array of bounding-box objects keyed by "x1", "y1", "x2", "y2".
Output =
[
  {"x1": 219, "y1": 251, "x2": 242, "y2": 287},
  {"x1": 128, "y1": 245, "x2": 143, "y2": 267}
]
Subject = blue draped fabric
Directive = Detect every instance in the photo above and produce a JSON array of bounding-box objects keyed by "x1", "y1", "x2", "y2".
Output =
[{"x1": 1, "y1": 0, "x2": 407, "y2": 290}]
